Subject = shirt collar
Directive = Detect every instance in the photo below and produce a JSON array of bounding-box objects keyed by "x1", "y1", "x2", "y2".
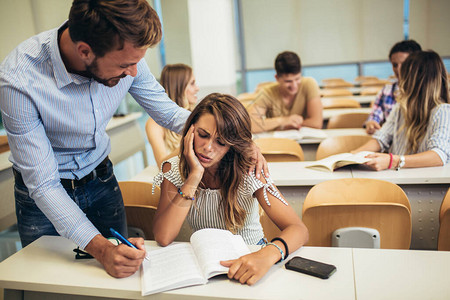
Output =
[{"x1": 50, "y1": 21, "x2": 90, "y2": 88}]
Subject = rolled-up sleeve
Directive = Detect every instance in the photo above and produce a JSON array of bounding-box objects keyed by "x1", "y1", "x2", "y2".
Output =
[{"x1": 0, "y1": 72, "x2": 99, "y2": 249}]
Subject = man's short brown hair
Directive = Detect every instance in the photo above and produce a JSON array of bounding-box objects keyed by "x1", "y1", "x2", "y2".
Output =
[{"x1": 68, "y1": 0, "x2": 162, "y2": 57}]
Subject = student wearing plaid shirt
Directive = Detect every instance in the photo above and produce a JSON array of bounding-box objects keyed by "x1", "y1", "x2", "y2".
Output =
[{"x1": 365, "y1": 40, "x2": 421, "y2": 134}]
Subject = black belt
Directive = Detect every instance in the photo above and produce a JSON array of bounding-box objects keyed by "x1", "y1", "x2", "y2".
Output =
[
  {"x1": 14, "y1": 156, "x2": 110, "y2": 190},
  {"x1": 60, "y1": 157, "x2": 110, "y2": 189}
]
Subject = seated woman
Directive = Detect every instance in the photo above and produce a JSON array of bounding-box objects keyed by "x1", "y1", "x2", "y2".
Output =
[
  {"x1": 152, "y1": 93, "x2": 309, "y2": 285},
  {"x1": 146, "y1": 64, "x2": 199, "y2": 166},
  {"x1": 354, "y1": 50, "x2": 450, "y2": 170}
]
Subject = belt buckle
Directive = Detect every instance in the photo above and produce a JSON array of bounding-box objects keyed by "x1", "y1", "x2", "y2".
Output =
[{"x1": 71, "y1": 179, "x2": 75, "y2": 189}]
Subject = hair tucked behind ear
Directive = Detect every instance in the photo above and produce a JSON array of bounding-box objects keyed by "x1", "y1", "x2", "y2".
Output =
[
  {"x1": 397, "y1": 50, "x2": 449, "y2": 153},
  {"x1": 179, "y1": 93, "x2": 254, "y2": 232}
]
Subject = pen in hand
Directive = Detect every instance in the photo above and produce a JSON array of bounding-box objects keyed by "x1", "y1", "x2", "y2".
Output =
[{"x1": 109, "y1": 228, "x2": 150, "y2": 261}]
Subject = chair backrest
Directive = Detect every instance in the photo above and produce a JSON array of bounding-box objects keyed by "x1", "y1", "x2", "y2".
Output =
[
  {"x1": 302, "y1": 178, "x2": 411, "y2": 249},
  {"x1": 360, "y1": 86, "x2": 383, "y2": 96},
  {"x1": 354, "y1": 76, "x2": 379, "y2": 83},
  {"x1": 320, "y1": 88, "x2": 353, "y2": 97},
  {"x1": 254, "y1": 81, "x2": 275, "y2": 92},
  {"x1": 254, "y1": 137, "x2": 304, "y2": 162},
  {"x1": 119, "y1": 181, "x2": 161, "y2": 240},
  {"x1": 236, "y1": 92, "x2": 257, "y2": 108},
  {"x1": 316, "y1": 135, "x2": 373, "y2": 160},
  {"x1": 360, "y1": 79, "x2": 390, "y2": 87},
  {"x1": 322, "y1": 81, "x2": 354, "y2": 89},
  {"x1": 438, "y1": 188, "x2": 450, "y2": 251},
  {"x1": 326, "y1": 112, "x2": 370, "y2": 129},
  {"x1": 321, "y1": 98, "x2": 361, "y2": 109}
]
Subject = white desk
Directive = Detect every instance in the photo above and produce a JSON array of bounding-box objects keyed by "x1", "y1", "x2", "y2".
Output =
[
  {"x1": 353, "y1": 248, "x2": 450, "y2": 300},
  {"x1": 0, "y1": 113, "x2": 149, "y2": 232},
  {"x1": 0, "y1": 236, "x2": 356, "y2": 300}
]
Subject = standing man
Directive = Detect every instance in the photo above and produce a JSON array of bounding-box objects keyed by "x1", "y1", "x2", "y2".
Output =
[
  {"x1": 248, "y1": 51, "x2": 323, "y2": 133},
  {"x1": 0, "y1": 0, "x2": 189, "y2": 278}
]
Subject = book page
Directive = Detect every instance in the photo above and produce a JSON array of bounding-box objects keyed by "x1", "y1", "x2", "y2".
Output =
[
  {"x1": 190, "y1": 229, "x2": 251, "y2": 279},
  {"x1": 141, "y1": 243, "x2": 207, "y2": 296},
  {"x1": 306, "y1": 151, "x2": 373, "y2": 172}
]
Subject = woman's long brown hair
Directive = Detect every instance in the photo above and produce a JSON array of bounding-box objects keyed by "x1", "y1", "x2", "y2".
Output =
[
  {"x1": 397, "y1": 50, "x2": 449, "y2": 153},
  {"x1": 179, "y1": 93, "x2": 254, "y2": 232}
]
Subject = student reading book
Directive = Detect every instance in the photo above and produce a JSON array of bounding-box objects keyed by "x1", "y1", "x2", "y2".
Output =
[
  {"x1": 152, "y1": 93, "x2": 309, "y2": 286},
  {"x1": 141, "y1": 228, "x2": 250, "y2": 295},
  {"x1": 305, "y1": 151, "x2": 374, "y2": 172}
]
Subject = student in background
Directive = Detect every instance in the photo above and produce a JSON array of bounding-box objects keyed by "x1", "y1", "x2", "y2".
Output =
[
  {"x1": 354, "y1": 50, "x2": 450, "y2": 170},
  {"x1": 364, "y1": 40, "x2": 422, "y2": 134},
  {"x1": 152, "y1": 93, "x2": 309, "y2": 285},
  {"x1": 146, "y1": 64, "x2": 199, "y2": 166},
  {"x1": 248, "y1": 51, "x2": 323, "y2": 133}
]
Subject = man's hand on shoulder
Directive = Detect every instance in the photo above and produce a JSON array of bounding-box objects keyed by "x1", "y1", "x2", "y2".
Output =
[{"x1": 85, "y1": 234, "x2": 146, "y2": 278}]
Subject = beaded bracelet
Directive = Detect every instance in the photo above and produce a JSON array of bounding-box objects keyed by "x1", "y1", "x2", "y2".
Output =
[
  {"x1": 271, "y1": 237, "x2": 289, "y2": 258},
  {"x1": 177, "y1": 187, "x2": 195, "y2": 201},
  {"x1": 265, "y1": 242, "x2": 285, "y2": 263}
]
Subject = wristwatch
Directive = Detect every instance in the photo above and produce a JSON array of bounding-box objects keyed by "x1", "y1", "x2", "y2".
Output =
[{"x1": 396, "y1": 155, "x2": 405, "y2": 171}]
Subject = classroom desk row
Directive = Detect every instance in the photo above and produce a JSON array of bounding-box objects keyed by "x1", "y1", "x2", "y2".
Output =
[
  {"x1": 132, "y1": 162, "x2": 450, "y2": 250},
  {"x1": 1, "y1": 235, "x2": 449, "y2": 300}
]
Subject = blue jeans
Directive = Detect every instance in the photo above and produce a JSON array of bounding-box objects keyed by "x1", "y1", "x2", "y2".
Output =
[{"x1": 14, "y1": 159, "x2": 127, "y2": 247}]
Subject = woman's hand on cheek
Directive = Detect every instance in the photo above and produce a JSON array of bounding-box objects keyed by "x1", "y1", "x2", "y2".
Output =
[{"x1": 184, "y1": 125, "x2": 204, "y2": 175}]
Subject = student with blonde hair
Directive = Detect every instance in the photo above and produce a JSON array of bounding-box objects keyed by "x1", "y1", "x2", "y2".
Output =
[
  {"x1": 153, "y1": 93, "x2": 309, "y2": 285},
  {"x1": 146, "y1": 64, "x2": 199, "y2": 166},
  {"x1": 354, "y1": 50, "x2": 450, "y2": 170}
]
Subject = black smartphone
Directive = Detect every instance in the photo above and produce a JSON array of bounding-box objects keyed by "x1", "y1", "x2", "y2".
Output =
[{"x1": 285, "y1": 256, "x2": 337, "y2": 279}]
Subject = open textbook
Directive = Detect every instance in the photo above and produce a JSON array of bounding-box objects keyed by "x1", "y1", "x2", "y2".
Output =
[
  {"x1": 253, "y1": 126, "x2": 328, "y2": 141},
  {"x1": 141, "y1": 228, "x2": 250, "y2": 296},
  {"x1": 305, "y1": 151, "x2": 374, "y2": 172}
]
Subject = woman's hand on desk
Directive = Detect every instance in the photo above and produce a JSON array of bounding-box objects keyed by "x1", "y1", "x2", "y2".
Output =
[
  {"x1": 85, "y1": 235, "x2": 146, "y2": 278},
  {"x1": 363, "y1": 152, "x2": 391, "y2": 171},
  {"x1": 220, "y1": 246, "x2": 280, "y2": 285}
]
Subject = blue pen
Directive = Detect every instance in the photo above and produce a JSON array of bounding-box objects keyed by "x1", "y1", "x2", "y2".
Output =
[{"x1": 109, "y1": 228, "x2": 150, "y2": 261}]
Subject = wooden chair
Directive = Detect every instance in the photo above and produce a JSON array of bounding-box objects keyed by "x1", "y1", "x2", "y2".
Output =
[
  {"x1": 438, "y1": 188, "x2": 450, "y2": 251},
  {"x1": 254, "y1": 81, "x2": 275, "y2": 92},
  {"x1": 254, "y1": 137, "x2": 304, "y2": 162},
  {"x1": 315, "y1": 135, "x2": 373, "y2": 160},
  {"x1": 236, "y1": 92, "x2": 257, "y2": 108},
  {"x1": 360, "y1": 79, "x2": 390, "y2": 87},
  {"x1": 354, "y1": 75, "x2": 379, "y2": 83},
  {"x1": 302, "y1": 178, "x2": 412, "y2": 249},
  {"x1": 321, "y1": 78, "x2": 347, "y2": 84},
  {"x1": 0, "y1": 135, "x2": 9, "y2": 154},
  {"x1": 322, "y1": 80, "x2": 354, "y2": 89},
  {"x1": 360, "y1": 86, "x2": 383, "y2": 96},
  {"x1": 119, "y1": 181, "x2": 160, "y2": 240},
  {"x1": 320, "y1": 88, "x2": 353, "y2": 97},
  {"x1": 321, "y1": 98, "x2": 361, "y2": 109},
  {"x1": 326, "y1": 112, "x2": 370, "y2": 129},
  {"x1": 260, "y1": 210, "x2": 280, "y2": 241}
]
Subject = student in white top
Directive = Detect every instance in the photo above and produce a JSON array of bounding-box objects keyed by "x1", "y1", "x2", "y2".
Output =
[
  {"x1": 146, "y1": 64, "x2": 199, "y2": 166},
  {"x1": 152, "y1": 93, "x2": 309, "y2": 285},
  {"x1": 354, "y1": 50, "x2": 450, "y2": 170}
]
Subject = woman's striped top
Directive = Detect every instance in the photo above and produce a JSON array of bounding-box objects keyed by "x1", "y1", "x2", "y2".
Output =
[{"x1": 153, "y1": 156, "x2": 288, "y2": 245}]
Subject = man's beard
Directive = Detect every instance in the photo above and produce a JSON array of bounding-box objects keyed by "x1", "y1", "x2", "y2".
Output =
[{"x1": 83, "y1": 58, "x2": 127, "y2": 87}]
